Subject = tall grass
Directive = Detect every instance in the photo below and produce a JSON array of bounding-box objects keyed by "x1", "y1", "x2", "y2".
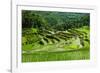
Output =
[{"x1": 22, "y1": 49, "x2": 90, "y2": 62}]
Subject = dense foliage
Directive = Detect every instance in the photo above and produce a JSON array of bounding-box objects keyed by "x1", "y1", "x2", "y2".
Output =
[{"x1": 22, "y1": 10, "x2": 90, "y2": 31}]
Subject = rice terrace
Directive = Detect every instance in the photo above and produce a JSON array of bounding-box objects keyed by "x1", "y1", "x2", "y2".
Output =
[{"x1": 22, "y1": 10, "x2": 90, "y2": 62}]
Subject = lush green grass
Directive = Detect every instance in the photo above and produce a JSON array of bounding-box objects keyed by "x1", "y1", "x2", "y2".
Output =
[{"x1": 22, "y1": 48, "x2": 90, "y2": 62}]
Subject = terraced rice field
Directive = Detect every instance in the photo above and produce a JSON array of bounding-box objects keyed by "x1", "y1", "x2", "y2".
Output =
[{"x1": 22, "y1": 26, "x2": 90, "y2": 62}]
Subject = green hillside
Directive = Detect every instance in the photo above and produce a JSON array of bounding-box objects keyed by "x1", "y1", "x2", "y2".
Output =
[{"x1": 22, "y1": 10, "x2": 90, "y2": 62}]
